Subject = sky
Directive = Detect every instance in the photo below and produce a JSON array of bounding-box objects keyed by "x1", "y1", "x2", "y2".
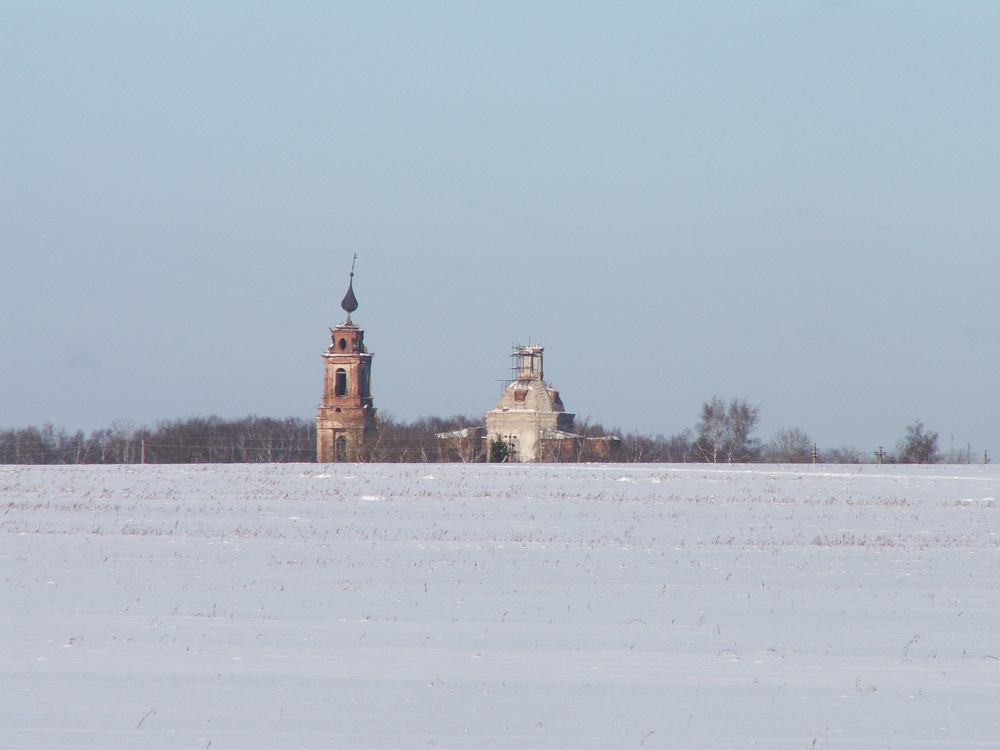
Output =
[{"x1": 2, "y1": 1, "x2": 998, "y2": 456}]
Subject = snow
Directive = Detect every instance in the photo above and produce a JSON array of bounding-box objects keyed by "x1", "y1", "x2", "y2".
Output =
[{"x1": 3, "y1": 463, "x2": 999, "y2": 748}]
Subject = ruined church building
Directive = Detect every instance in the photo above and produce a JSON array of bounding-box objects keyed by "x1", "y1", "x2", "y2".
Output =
[{"x1": 317, "y1": 264, "x2": 619, "y2": 463}]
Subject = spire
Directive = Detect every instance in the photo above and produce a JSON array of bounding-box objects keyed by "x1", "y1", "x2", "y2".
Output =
[{"x1": 340, "y1": 254, "x2": 359, "y2": 323}]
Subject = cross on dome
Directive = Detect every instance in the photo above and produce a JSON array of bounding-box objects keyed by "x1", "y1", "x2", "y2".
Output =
[{"x1": 341, "y1": 254, "x2": 359, "y2": 323}]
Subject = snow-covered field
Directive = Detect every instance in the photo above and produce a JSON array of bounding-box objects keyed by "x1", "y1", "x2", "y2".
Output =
[{"x1": 2, "y1": 463, "x2": 999, "y2": 749}]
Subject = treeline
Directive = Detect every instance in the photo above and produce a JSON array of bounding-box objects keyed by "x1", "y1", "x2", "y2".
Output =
[
  {"x1": 0, "y1": 416, "x2": 315, "y2": 464},
  {"x1": 0, "y1": 414, "x2": 484, "y2": 465},
  {"x1": 577, "y1": 397, "x2": 977, "y2": 465},
  {"x1": 0, "y1": 400, "x2": 985, "y2": 464}
]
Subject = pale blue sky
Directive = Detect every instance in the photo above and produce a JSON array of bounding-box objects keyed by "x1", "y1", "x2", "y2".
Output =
[{"x1": 2, "y1": 1, "x2": 998, "y2": 456}]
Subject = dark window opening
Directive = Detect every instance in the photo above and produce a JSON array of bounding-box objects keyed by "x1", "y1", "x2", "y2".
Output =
[
  {"x1": 335, "y1": 435, "x2": 348, "y2": 462},
  {"x1": 335, "y1": 368, "x2": 347, "y2": 396},
  {"x1": 339, "y1": 338, "x2": 348, "y2": 350}
]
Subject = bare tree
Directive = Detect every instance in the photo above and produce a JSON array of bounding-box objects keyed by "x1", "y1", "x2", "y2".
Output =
[
  {"x1": 695, "y1": 396, "x2": 726, "y2": 463},
  {"x1": 896, "y1": 420, "x2": 941, "y2": 464},
  {"x1": 821, "y1": 445, "x2": 864, "y2": 464},
  {"x1": 766, "y1": 427, "x2": 813, "y2": 463},
  {"x1": 725, "y1": 399, "x2": 761, "y2": 462},
  {"x1": 694, "y1": 396, "x2": 761, "y2": 463}
]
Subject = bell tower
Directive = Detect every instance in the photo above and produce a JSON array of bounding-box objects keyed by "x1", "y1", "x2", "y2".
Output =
[{"x1": 317, "y1": 257, "x2": 378, "y2": 462}]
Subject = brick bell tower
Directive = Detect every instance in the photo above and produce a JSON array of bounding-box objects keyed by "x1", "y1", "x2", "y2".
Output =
[{"x1": 317, "y1": 256, "x2": 378, "y2": 462}]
